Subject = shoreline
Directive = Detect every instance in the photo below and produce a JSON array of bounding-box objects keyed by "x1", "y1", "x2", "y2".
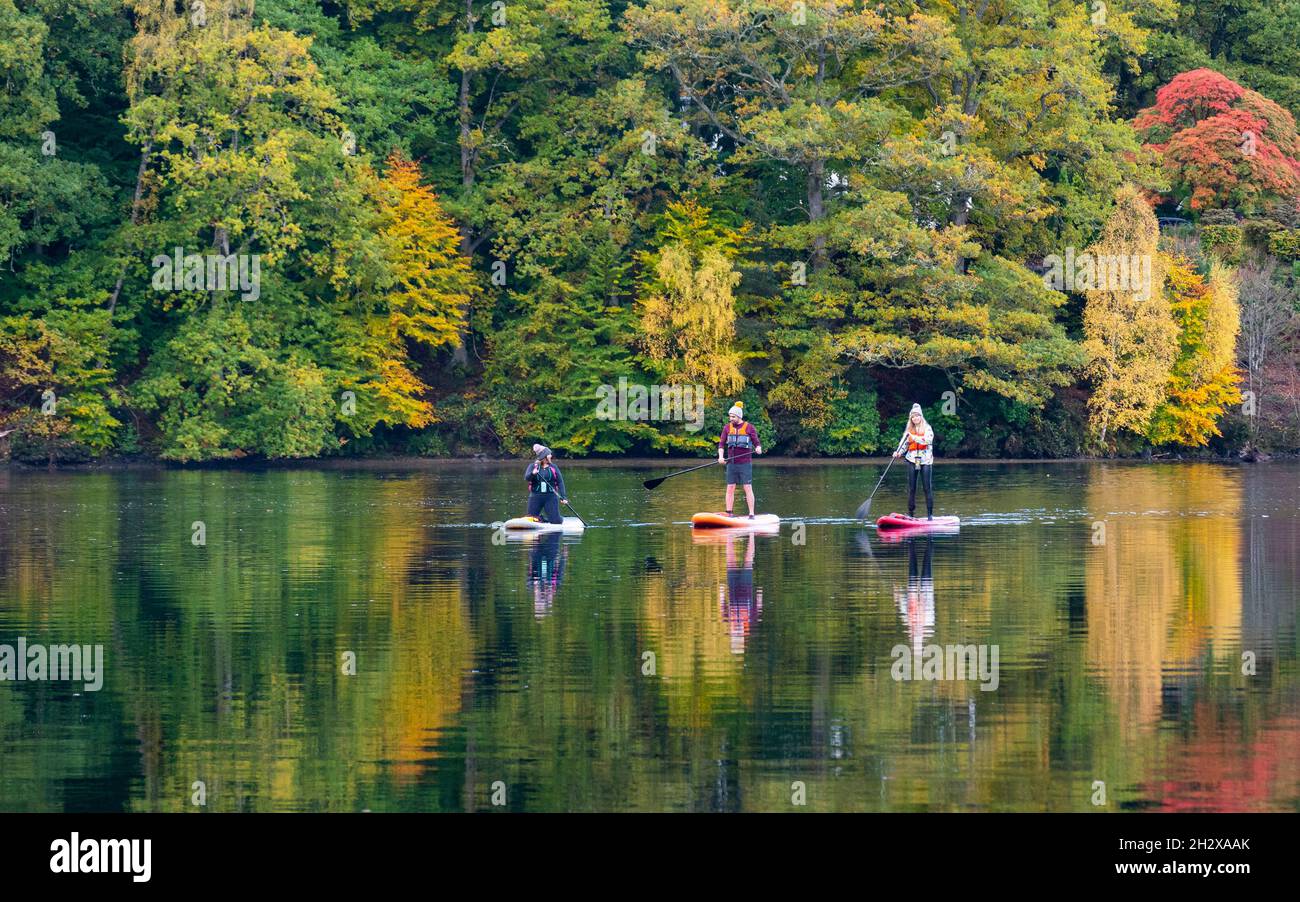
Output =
[{"x1": 3, "y1": 452, "x2": 1287, "y2": 473}]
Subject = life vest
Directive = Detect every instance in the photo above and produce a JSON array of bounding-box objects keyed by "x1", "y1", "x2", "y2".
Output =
[
  {"x1": 532, "y1": 463, "x2": 557, "y2": 493},
  {"x1": 725, "y1": 423, "x2": 754, "y2": 450},
  {"x1": 906, "y1": 429, "x2": 929, "y2": 452}
]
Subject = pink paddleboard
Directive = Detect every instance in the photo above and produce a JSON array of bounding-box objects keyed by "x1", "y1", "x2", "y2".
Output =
[{"x1": 875, "y1": 512, "x2": 960, "y2": 530}]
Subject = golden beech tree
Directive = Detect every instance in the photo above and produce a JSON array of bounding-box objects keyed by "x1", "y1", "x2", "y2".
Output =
[
  {"x1": 1147, "y1": 257, "x2": 1242, "y2": 446},
  {"x1": 1082, "y1": 185, "x2": 1177, "y2": 446},
  {"x1": 352, "y1": 152, "x2": 477, "y2": 430},
  {"x1": 377, "y1": 153, "x2": 475, "y2": 349}
]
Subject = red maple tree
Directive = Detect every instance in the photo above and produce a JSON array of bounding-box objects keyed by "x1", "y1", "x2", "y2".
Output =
[{"x1": 1135, "y1": 69, "x2": 1300, "y2": 214}]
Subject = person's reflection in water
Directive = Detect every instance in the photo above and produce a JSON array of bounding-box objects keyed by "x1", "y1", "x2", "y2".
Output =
[
  {"x1": 719, "y1": 532, "x2": 764, "y2": 654},
  {"x1": 528, "y1": 532, "x2": 567, "y2": 619},
  {"x1": 893, "y1": 535, "x2": 935, "y2": 654}
]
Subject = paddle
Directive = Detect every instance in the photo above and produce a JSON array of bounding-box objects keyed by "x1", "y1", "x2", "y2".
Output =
[
  {"x1": 855, "y1": 437, "x2": 908, "y2": 520},
  {"x1": 562, "y1": 498, "x2": 587, "y2": 527},
  {"x1": 643, "y1": 454, "x2": 742, "y2": 490}
]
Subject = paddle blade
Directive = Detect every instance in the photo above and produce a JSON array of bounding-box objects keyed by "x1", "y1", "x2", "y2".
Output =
[
  {"x1": 643, "y1": 476, "x2": 666, "y2": 490},
  {"x1": 855, "y1": 498, "x2": 873, "y2": 520}
]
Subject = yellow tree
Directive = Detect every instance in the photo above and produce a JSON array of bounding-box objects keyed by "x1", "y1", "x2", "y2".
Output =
[
  {"x1": 1147, "y1": 257, "x2": 1242, "y2": 446},
  {"x1": 638, "y1": 200, "x2": 745, "y2": 394},
  {"x1": 344, "y1": 153, "x2": 477, "y2": 432},
  {"x1": 378, "y1": 152, "x2": 475, "y2": 350},
  {"x1": 1082, "y1": 185, "x2": 1177, "y2": 446}
]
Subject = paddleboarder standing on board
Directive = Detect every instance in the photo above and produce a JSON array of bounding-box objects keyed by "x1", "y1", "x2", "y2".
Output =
[
  {"x1": 525, "y1": 444, "x2": 568, "y2": 524},
  {"x1": 893, "y1": 403, "x2": 935, "y2": 520},
  {"x1": 718, "y1": 402, "x2": 762, "y2": 519}
]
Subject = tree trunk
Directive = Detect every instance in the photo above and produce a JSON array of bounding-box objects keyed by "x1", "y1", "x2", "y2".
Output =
[
  {"x1": 211, "y1": 225, "x2": 230, "y2": 309},
  {"x1": 951, "y1": 189, "x2": 972, "y2": 273},
  {"x1": 106, "y1": 142, "x2": 153, "y2": 318},
  {"x1": 451, "y1": 0, "x2": 477, "y2": 367},
  {"x1": 807, "y1": 159, "x2": 826, "y2": 270}
]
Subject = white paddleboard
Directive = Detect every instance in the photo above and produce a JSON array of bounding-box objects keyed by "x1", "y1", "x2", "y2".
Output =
[{"x1": 502, "y1": 516, "x2": 585, "y2": 532}]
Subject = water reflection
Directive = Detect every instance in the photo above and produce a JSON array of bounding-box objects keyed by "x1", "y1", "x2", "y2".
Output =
[
  {"x1": 511, "y1": 531, "x2": 574, "y2": 619},
  {"x1": 0, "y1": 461, "x2": 1296, "y2": 812},
  {"x1": 1084, "y1": 464, "x2": 1242, "y2": 734},
  {"x1": 894, "y1": 536, "x2": 935, "y2": 655},
  {"x1": 707, "y1": 532, "x2": 764, "y2": 652}
]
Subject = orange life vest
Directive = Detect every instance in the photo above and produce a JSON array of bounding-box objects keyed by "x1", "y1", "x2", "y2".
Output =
[
  {"x1": 906, "y1": 429, "x2": 929, "y2": 452},
  {"x1": 725, "y1": 423, "x2": 754, "y2": 450}
]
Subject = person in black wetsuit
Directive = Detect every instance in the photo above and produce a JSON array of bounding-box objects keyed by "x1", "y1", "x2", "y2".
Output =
[{"x1": 525, "y1": 444, "x2": 568, "y2": 524}]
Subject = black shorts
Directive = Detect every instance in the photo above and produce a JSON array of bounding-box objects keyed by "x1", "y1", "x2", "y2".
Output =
[{"x1": 725, "y1": 462, "x2": 753, "y2": 485}]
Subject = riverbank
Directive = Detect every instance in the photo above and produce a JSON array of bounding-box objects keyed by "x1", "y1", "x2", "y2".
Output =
[{"x1": 3, "y1": 451, "x2": 1286, "y2": 473}]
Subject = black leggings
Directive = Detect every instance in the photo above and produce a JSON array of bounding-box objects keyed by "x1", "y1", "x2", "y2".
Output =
[
  {"x1": 527, "y1": 492, "x2": 561, "y2": 523},
  {"x1": 907, "y1": 464, "x2": 933, "y2": 517}
]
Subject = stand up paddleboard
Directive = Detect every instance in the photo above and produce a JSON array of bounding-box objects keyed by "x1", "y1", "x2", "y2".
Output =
[
  {"x1": 875, "y1": 513, "x2": 960, "y2": 530},
  {"x1": 691, "y1": 512, "x2": 781, "y2": 529},
  {"x1": 502, "y1": 516, "x2": 585, "y2": 533}
]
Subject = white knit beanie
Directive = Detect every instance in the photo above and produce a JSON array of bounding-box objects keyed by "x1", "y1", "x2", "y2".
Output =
[
  {"x1": 910, "y1": 403, "x2": 923, "y2": 416},
  {"x1": 728, "y1": 401, "x2": 745, "y2": 418}
]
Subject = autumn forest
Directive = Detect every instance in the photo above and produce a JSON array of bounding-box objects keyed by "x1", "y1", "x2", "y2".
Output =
[{"x1": 3, "y1": 0, "x2": 1300, "y2": 463}]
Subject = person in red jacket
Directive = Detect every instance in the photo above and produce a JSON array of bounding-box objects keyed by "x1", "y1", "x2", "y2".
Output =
[{"x1": 717, "y1": 402, "x2": 762, "y2": 518}]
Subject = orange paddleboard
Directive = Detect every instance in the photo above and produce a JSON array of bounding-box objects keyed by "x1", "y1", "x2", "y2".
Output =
[{"x1": 691, "y1": 512, "x2": 780, "y2": 529}]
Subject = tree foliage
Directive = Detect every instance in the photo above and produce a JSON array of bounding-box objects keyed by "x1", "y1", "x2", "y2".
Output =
[
  {"x1": 1147, "y1": 255, "x2": 1243, "y2": 446},
  {"x1": 638, "y1": 199, "x2": 745, "y2": 394},
  {"x1": 1081, "y1": 185, "x2": 1177, "y2": 446},
  {"x1": 1136, "y1": 68, "x2": 1300, "y2": 214},
  {"x1": 0, "y1": 1, "x2": 1295, "y2": 462}
]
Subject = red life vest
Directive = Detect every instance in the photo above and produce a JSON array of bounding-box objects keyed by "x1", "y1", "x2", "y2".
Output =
[{"x1": 906, "y1": 429, "x2": 929, "y2": 452}]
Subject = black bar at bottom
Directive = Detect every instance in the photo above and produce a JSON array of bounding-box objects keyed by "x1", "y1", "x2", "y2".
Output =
[{"x1": 2, "y1": 812, "x2": 1285, "y2": 889}]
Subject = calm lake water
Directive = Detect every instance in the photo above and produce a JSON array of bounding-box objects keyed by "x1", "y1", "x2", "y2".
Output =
[{"x1": 1, "y1": 460, "x2": 1297, "y2": 812}]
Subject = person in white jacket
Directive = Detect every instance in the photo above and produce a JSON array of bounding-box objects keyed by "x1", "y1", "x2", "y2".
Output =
[{"x1": 892, "y1": 403, "x2": 935, "y2": 519}]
